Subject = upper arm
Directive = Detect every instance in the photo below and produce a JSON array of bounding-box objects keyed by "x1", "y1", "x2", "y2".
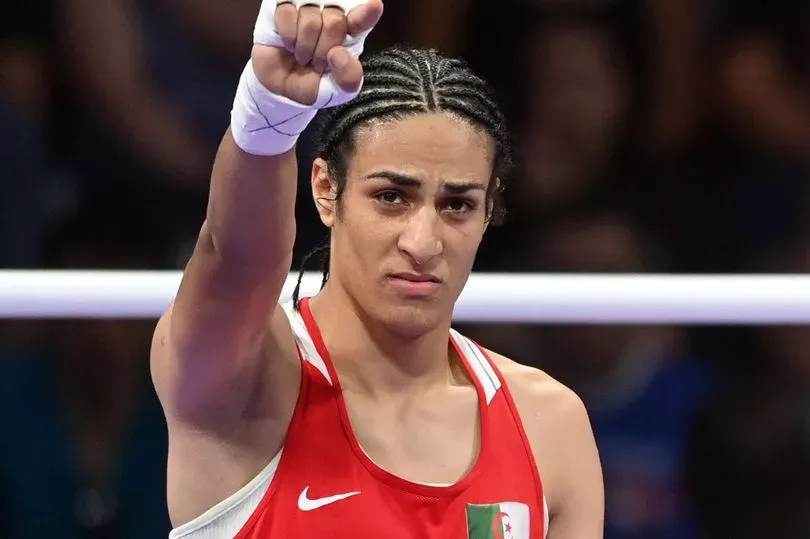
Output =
[
  {"x1": 150, "y1": 127, "x2": 301, "y2": 425},
  {"x1": 543, "y1": 391, "x2": 604, "y2": 539},
  {"x1": 151, "y1": 220, "x2": 298, "y2": 427}
]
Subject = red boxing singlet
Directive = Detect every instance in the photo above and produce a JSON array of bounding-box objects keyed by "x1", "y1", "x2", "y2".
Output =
[{"x1": 169, "y1": 298, "x2": 548, "y2": 539}]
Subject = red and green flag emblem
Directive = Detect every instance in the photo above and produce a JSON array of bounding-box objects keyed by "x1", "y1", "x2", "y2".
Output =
[{"x1": 466, "y1": 502, "x2": 530, "y2": 539}]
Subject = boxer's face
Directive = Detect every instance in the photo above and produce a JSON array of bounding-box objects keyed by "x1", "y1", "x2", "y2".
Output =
[{"x1": 312, "y1": 112, "x2": 494, "y2": 336}]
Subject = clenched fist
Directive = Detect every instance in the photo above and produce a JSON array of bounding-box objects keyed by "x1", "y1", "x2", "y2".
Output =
[{"x1": 252, "y1": 0, "x2": 384, "y2": 106}]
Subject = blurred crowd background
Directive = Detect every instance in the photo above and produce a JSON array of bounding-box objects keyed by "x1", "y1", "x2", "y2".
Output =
[{"x1": 1, "y1": 0, "x2": 809, "y2": 538}]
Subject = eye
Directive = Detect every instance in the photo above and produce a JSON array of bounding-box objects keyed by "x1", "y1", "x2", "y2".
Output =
[
  {"x1": 375, "y1": 190, "x2": 406, "y2": 206},
  {"x1": 444, "y1": 197, "x2": 476, "y2": 213}
]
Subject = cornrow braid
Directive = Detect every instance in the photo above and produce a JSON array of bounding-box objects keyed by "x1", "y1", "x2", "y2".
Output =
[{"x1": 293, "y1": 46, "x2": 512, "y2": 308}]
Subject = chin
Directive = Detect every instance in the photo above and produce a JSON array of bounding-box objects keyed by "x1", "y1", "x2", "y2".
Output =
[{"x1": 372, "y1": 299, "x2": 449, "y2": 338}]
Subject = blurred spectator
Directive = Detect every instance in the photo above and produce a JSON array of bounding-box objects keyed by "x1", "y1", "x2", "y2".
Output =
[
  {"x1": 517, "y1": 8, "x2": 631, "y2": 213},
  {"x1": 0, "y1": 0, "x2": 56, "y2": 268},
  {"x1": 0, "y1": 212, "x2": 170, "y2": 539},
  {"x1": 688, "y1": 232, "x2": 810, "y2": 539},
  {"x1": 466, "y1": 202, "x2": 712, "y2": 539},
  {"x1": 682, "y1": 0, "x2": 810, "y2": 272},
  {"x1": 642, "y1": 0, "x2": 700, "y2": 155},
  {"x1": 472, "y1": 6, "x2": 636, "y2": 272},
  {"x1": 469, "y1": 0, "x2": 700, "y2": 154},
  {"x1": 713, "y1": 0, "x2": 810, "y2": 156},
  {"x1": 688, "y1": 383, "x2": 810, "y2": 539},
  {"x1": 0, "y1": 98, "x2": 51, "y2": 268},
  {"x1": 534, "y1": 205, "x2": 711, "y2": 539},
  {"x1": 58, "y1": 0, "x2": 261, "y2": 262}
]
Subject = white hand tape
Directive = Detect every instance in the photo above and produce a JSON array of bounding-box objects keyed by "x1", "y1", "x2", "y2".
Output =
[
  {"x1": 231, "y1": 0, "x2": 376, "y2": 155},
  {"x1": 230, "y1": 62, "x2": 320, "y2": 155}
]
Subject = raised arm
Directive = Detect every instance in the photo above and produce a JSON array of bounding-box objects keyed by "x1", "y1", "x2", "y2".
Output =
[{"x1": 151, "y1": 0, "x2": 383, "y2": 427}]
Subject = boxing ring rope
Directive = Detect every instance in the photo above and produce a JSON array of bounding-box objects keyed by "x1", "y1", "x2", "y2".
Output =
[{"x1": 1, "y1": 271, "x2": 809, "y2": 323}]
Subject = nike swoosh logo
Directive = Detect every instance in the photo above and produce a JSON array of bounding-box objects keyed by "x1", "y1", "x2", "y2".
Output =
[{"x1": 297, "y1": 486, "x2": 360, "y2": 511}]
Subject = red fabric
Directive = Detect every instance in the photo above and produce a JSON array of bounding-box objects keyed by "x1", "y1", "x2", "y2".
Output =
[{"x1": 235, "y1": 298, "x2": 545, "y2": 538}]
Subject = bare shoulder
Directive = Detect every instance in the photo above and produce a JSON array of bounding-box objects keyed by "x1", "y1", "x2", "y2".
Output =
[
  {"x1": 484, "y1": 348, "x2": 604, "y2": 531},
  {"x1": 486, "y1": 350, "x2": 589, "y2": 427}
]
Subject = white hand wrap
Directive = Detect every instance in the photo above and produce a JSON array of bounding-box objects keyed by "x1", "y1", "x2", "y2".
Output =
[{"x1": 230, "y1": 0, "x2": 373, "y2": 156}]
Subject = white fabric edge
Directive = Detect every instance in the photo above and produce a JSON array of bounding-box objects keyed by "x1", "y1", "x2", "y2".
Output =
[
  {"x1": 449, "y1": 329, "x2": 500, "y2": 404},
  {"x1": 280, "y1": 301, "x2": 333, "y2": 384},
  {"x1": 451, "y1": 330, "x2": 548, "y2": 538},
  {"x1": 168, "y1": 450, "x2": 283, "y2": 538}
]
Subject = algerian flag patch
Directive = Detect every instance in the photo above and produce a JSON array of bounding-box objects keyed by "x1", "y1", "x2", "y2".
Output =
[{"x1": 466, "y1": 502, "x2": 530, "y2": 539}]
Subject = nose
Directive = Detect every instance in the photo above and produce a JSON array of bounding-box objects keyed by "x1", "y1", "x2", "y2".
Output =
[{"x1": 397, "y1": 207, "x2": 443, "y2": 267}]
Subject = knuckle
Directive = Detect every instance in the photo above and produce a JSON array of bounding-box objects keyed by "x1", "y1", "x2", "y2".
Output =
[
  {"x1": 275, "y1": 6, "x2": 295, "y2": 23},
  {"x1": 298, "y1": 13, "x2": 322, "y2": 36},
  {"x1": 322, "y1": 15, "x2": 347, "y2": 38},
  {"x1": 322, "y1": 7, "x2": 346, "y2": 25}
]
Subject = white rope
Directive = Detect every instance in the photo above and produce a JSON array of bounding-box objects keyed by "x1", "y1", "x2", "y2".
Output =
[{"x1": 0, "y1": 271, "x2": 808, "y2": 323}]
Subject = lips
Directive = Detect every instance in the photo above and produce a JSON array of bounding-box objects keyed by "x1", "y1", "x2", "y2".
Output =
[{"x1": 389, "y1": 273, "x2": 442, "y2": 283}]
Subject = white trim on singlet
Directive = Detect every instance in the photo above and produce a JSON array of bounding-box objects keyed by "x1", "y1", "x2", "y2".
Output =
[
  {"x1": 449, "y1": 329, "x2": 501, "y2": 405},
  {"x1": 450, "y1": 329, "x2": 550, "y2": 538},
  {"x1": 168, "y1": 450, "x2": 282, "y2": 539},
  {"x1": 281, "y1": 301, "x2": 332, "y2": 385}
]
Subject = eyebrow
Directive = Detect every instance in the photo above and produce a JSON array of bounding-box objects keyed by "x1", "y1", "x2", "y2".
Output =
[{"x1": 364, "y1": 170, "x2": 487, "y2": 194}]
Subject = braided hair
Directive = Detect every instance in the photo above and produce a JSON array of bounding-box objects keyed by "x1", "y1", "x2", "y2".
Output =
[{"x1": 292, "y1": 46, "x2": 512, "y2": 306}]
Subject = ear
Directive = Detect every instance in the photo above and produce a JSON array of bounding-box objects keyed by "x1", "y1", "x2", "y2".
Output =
[
  {"x1": 311, "y1": 158, "x2": 338, "y2": 228},
  {"x1": 485, "y1": 177, "x2": 503, "y2": 230}
]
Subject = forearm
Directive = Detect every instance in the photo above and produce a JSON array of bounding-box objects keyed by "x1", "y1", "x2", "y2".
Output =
[{"x1": 205, "y1": 129, "x2": 298, "y2": 267}]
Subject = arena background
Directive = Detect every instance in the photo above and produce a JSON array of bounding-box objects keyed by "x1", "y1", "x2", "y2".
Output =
[{"x1": 1, "y1": 0, "x2": 808, "y2": 538}]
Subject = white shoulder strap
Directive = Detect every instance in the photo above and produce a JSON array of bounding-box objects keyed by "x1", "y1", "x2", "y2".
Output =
[
  {"x1": 280, "y1": 301, "x2": 333, "y2": 385},
  {"x1": 449, "y1": 329, "x2": 501, "y2": 405}
]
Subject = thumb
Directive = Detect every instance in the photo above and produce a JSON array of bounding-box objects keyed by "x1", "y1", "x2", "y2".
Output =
[
  {"x1": 327, "y1": 47, "x2": 363, "y2": 93},
  {"x1": 347, "y1": 0, "x2": 384, "y2": 36}
]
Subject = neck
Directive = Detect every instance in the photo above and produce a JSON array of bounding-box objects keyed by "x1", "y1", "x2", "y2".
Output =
[{"x1": 308, "y1": 283, "x2": 456, "y2": 397}]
